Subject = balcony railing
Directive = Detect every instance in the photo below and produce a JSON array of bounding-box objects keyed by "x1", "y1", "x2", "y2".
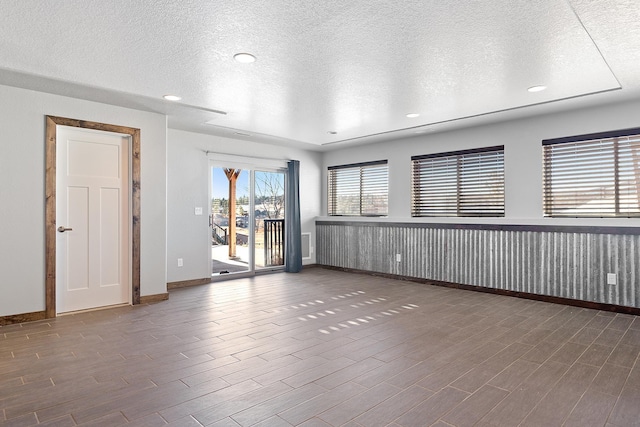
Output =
[
  {"x1": 212, "y1": 222, "x2": 228, "y2": 245},
  {"x1": 263, "y1": 219, "x2": 284, "y2": 267}
]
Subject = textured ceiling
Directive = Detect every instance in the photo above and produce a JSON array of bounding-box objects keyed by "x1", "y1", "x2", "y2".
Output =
[{"x1": 1, "y1": 0, "x2": 639, "y2": 150}]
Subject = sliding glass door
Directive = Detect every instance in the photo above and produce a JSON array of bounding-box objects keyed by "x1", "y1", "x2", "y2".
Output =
[
  {"x1": 210, "y1": 167, "x2": 251, "y2": 276},
  {"x1": 254, "y1": 170, "x2": 285, "y2": 270},
  {"x1": 210, "y1": 164, "x2": 285, "y2": 278}
]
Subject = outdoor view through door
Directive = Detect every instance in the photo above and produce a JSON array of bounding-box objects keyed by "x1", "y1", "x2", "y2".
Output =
[{"x1": 211, "y1": 167, "x2": 285, "y2": 276}]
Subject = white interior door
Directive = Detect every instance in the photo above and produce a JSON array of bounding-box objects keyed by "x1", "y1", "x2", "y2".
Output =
[{"x1": 56, "y1": 126, "x2": 130, "y2": 313}]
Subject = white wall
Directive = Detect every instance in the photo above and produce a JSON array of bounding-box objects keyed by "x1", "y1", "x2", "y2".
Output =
[
  {"x1": 3, "y1": 82, "x2": 636, "y2": 317},
  {"x1": 167, "y1": 129, "x2": 322, "y2": 283},
  {"x1": 321, "y1": 98, "x2": 640, "y2": 228},
  {"x1": 0, "y1": 84, "x2": 167, "y2": 317}
]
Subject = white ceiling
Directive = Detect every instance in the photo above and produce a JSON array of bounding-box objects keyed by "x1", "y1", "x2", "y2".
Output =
[{"x1": 1, "y1": 0, "x2": 640, "y2": 150}]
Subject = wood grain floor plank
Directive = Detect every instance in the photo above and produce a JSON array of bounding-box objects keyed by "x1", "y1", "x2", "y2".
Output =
[
  {"x1": 0, "y1": 268, "x2": 639, "y2": 426},
  {"x1": 229, "y1": 382, "x2": 326, "y2": 426},
  {"x1": 191, "y1": 380, "x2": 292, "y2": 426}
]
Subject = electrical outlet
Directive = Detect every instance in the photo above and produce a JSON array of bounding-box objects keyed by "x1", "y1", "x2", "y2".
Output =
[
  {"x1": 194, "y1": 207, "x2": 203, "y2": 215},
  {"x1": 177, "y1": 258, "x2": 183, "y2": 267},
  {"x1": 607, "y1": 273, "x2": 617, "y2": 285},
  {"x1": 396, "y1": 254, "x2": 401, "y2": 263}
]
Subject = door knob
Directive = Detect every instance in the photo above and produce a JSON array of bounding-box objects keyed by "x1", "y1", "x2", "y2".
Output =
[{"x1": 57, "y1": 226, "x2": 73, "y2": 233}]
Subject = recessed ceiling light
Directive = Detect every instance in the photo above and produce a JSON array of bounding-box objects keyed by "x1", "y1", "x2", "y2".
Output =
[
  {"x1": 328, "y1": 131, "x2": 337, "y2": 135},
  {"x1": 527, "y1": 85, "x2": 547, "y2": 93},
  {"x1": 163, "y1": 94, "x2": 182, "y2": 101},
  {"x1": 406, "y1": 113, "x2": 420, "y2": 118},
  {"x1": 234, "y1": 53, "x2": 256, "y2": 63}
]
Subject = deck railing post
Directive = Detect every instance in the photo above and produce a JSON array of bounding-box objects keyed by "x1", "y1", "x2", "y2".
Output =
[{"x1": 263, "y1": 219, "x2": 285, "y2": 266}]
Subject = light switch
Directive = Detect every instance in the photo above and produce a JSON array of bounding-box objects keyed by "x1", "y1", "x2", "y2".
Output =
[{"x1": 194, "y1": 207, "x2": 203, "y2": 215}]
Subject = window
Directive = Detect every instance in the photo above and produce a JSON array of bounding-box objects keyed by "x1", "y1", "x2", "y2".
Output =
[
  {"x1": 328, "y1": 160, "x2": 388, "y2": 216},
  {"x1": 411, "y1": 146, "x2": 505, "y2": 217},
  {"x1": 543, "y1": 128, "x2": 640, "y2": 217}
]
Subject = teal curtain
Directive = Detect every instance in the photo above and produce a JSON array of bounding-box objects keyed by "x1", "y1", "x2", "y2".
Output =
[{"x1": 285, "y1": 160, "x2": 302, "y2": 272}]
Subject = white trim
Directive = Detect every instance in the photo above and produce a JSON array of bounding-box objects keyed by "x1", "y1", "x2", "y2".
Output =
[
  {"x1": 301, "y1": 232, "x2": 312, "y2": 260},
  {"x1": 248, "y1": 171, "x2": 255, "y2": 270},
  {"x1": 206, "y1": 151, "x2": 289, "y2": 171}
]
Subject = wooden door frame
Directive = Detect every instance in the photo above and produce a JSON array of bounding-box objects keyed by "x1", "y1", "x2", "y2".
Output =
[{"x1": 45, "y1": 116, "x2": 141, "y2": 318}]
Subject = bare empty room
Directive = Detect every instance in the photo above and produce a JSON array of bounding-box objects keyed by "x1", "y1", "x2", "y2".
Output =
[{"x1": 1, "y1": 1, "x2": 640, "y2": 426}]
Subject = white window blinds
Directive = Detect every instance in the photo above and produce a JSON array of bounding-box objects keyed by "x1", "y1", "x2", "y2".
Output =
[
  {"x1": 543, "y1": 129, "x2": 640, "y2": 217},
  {"x1": 411, "y1": 146, "x2": 505, "y2": 217},
  {"x1": 328, "y1": 160, "x2": 388, "y2": 216}
]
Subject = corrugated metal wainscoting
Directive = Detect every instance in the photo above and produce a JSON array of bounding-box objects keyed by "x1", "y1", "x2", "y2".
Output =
[{"x1": 316, "y1": 221, "x2": 640, "y2": 309}]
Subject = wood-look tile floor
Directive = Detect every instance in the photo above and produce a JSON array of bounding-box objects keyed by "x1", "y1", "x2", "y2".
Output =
[{"x1": 2, "y1": 268, "x2": 640, "y2": 427}]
